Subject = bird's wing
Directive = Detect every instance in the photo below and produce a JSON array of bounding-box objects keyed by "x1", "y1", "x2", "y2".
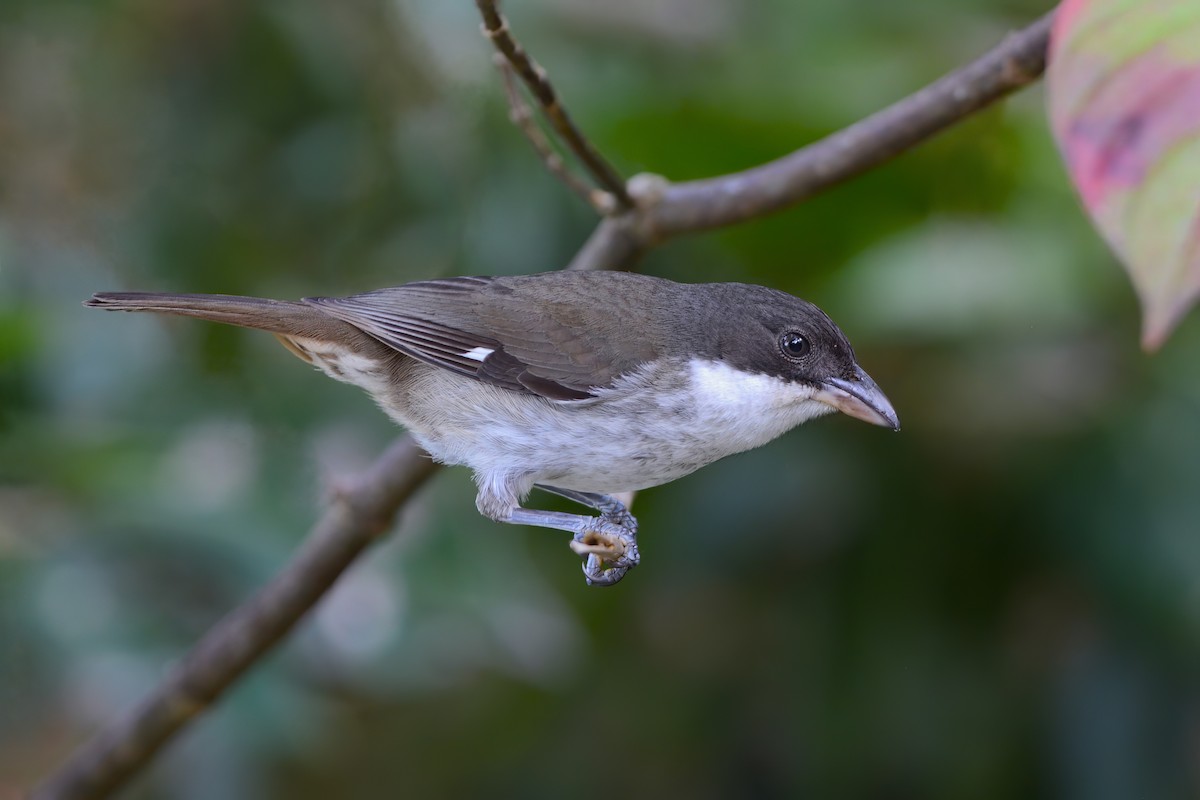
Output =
[{"x1": 305, "y1": 275, "x2": 662, "y2": 401}]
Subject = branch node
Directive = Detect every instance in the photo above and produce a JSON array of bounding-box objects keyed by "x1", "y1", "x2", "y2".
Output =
[
  {"x1": 481, "y1": 19, "x2": 509, "y2": 41},
  {"x1": 591, "y1": 191, "x2": 618, "y2": 215},
  {"x1": 626, "y1": 172, "x2": 672, "y2": 210},
  {"x1": 1000, "y1": 54, "x2": 1037, "y2": 85}
]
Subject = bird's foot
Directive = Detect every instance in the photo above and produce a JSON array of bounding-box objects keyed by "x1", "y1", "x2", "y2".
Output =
[
  {"x1": 569, "y1": 517, "x2": 639, "y2": 587},
  {"x1": 501, "y1": 489, "x2": 640, "y2": 586}
]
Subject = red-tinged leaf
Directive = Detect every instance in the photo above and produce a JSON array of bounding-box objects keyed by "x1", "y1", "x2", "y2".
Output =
[{"x1": 1047, "y1": 0, "x2": 1200, "y2": 350}]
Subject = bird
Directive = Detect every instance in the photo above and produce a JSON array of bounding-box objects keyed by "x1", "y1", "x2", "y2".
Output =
[{"x1": 86, "y1": 270, "x2": 898, "y2": 586}]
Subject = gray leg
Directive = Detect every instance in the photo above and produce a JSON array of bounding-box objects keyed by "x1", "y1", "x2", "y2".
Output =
[
  {"x1": 475, "y1": 475, "x2": 639, "y2": 586},
  {"x1": 499, "y1": 486, "x2": 636, "y2": 586},
  {"x1": 504, "y1": 506, "x2": 639, "y2": 587},
  {"x1": 535, "y1": 486, "x2": 637, "y2": 529}
]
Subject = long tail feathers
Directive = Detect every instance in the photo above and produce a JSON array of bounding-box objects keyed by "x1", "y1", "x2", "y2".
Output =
[{"x1": 85, "y1": 292, "x2": 346, "y2": 341}]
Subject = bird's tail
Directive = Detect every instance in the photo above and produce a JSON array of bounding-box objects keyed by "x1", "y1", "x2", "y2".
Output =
[
  {"x1": 85, "y1": 292, "x2": 323, "y2": 333},
  {"x1": 84, "y1": 292, "x2": 380, "y2": 361},
  {"x1": 84, "y1": 293, "x2": 357, "y2": 340}
]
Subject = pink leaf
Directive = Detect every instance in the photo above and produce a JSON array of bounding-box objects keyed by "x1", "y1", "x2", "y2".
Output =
[{"x1": 1047, "y1": 0, "x2": 1200, "y2": 349}]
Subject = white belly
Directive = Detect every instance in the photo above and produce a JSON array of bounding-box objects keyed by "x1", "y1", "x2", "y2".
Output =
[{"x1": 387, "y1": 358, "x2": 833, "y2": 495}]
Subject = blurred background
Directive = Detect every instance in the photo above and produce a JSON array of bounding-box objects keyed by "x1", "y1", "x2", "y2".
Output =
[{"x1": 3, "y1": 0, "x2": 1200, "y2": 797}]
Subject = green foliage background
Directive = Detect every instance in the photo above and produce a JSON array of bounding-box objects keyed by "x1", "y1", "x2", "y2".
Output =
[{"x1": 3, "y1": 1, "x2": 1200, "y2": 797}]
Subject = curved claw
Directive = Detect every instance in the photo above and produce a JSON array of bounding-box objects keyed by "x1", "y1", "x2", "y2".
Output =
[{"x1": 583, "y1": 555, "x2": 630, "y2": 586}]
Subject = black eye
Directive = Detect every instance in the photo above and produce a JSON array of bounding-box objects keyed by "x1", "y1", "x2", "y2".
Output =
[{"x1": 779, "y1": 331, "x2": 811, "y2": 359}]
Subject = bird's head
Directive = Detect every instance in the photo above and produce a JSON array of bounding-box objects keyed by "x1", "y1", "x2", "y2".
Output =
[{"x1": 702, "y1": 284, "x2": 899, "y2": 430}]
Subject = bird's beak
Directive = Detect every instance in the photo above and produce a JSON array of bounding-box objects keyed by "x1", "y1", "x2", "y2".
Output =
[{"x1": 815, "y1": 366, "x2": 899, "y2": 430}]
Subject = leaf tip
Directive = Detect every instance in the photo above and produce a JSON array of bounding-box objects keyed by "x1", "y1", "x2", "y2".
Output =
[
  {"x1": 1140, "y1": 300, "x2": 1191, "y2": 353},
  {"x1": 1140, "y1": 321, "x2": 1169, "y2": 352},
  {"x1": 1137, "y1": 269, "x2": 1200, "y2": 351}
]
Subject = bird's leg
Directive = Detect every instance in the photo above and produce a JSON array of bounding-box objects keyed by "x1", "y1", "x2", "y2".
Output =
[
  {"x1": 502, "y1": 507, "x2": 639, "y2": 586},
  {"x1": 534, "y1": 486, "x2": 639, "y2": 585},
  {"x1": 476, "y1": 477, "x2": 638, "y2": 586},
  {"x1": 536, "y1": 486, "x2": 637, "y2": 529}
]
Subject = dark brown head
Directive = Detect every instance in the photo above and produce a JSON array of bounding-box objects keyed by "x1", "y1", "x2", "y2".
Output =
[{"x1": 684, "y1": 282, "x2": 898, "y2": 429}]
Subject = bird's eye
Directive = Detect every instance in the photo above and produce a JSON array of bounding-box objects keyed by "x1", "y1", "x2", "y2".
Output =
[{"x1": 779, "y1": 331, "x2": 811, "y2": 359}]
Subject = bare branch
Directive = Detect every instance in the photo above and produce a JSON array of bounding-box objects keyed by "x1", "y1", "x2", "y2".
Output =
[
  {"x1": 475, "y1": 0, "x2": 633, "y2": 211},
  {"x1": 31, "y1": 440, "x2": 439, "y2": 800},
  {"x1": 568, "y1": 11, "x2": 1055, "y2": 272},
  {"x1": 33, "y1": 10, "x2": 1053, "y2": 799},
  {"x1": 494, "y1": 57, "x2": 615, "y2": 214}
]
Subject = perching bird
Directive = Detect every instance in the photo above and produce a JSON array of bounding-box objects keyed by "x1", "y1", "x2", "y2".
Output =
[{"x1": 86, "y1": 271, "x2": 898, "y2": 585}]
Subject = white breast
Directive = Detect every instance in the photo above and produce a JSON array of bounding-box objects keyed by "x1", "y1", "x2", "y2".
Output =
[
  {"x1": 388, "y1": 357, "x2": 833, "y2": 499},
  {"x1": 687, "y1": 359, "x2": 833, "y2": 454}
]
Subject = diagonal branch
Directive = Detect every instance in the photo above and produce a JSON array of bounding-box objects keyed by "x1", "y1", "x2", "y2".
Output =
[
  {"x1": 568, "y1": 10, "x2": 1055, "y2": 271},
  {"x1": 33, "y1": 10, "x2": 1053, "y2": 799},
  {"x1": 475, "y1": 0, "x2": 633, "y2": 212},
  {"x1": 31, "y1": 440, "x2": 439, "y2": 800}
]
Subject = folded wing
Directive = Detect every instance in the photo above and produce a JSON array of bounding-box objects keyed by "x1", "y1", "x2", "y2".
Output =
[{"x1": 306, "y1": 275, "x2": 661, "y2": 401}]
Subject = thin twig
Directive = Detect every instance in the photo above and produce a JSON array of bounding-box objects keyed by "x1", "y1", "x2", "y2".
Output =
[
  {"x1": 33, "y1": 10, "x2": 1054, "y2": 799},
  {"x1": 475, "y1": 0, "x2": 633, "y2": 212},
  {"x1": 494, "y1": 57, "x2": 614, "y2": 214},
  {"x1": 568, "y1": 10, "x2": 1055, "y2": 271}
]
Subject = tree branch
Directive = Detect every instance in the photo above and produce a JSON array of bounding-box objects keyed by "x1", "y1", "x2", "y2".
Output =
[
  {"x1": 493, "y1": 57, "x2": 612, "y2": 214},
  {"x1": 568, "y1": 11, "x2": 1054, "y2": 272},
  {"x1": 33, "y1": 9, "x2": 1053, "y2": 799},
  {"x1": 31, "y1": 439, "x2": 438, "y2": 800},
  {"x1": 475, "y1": 0, "x2": 633, "y2": 212}
]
